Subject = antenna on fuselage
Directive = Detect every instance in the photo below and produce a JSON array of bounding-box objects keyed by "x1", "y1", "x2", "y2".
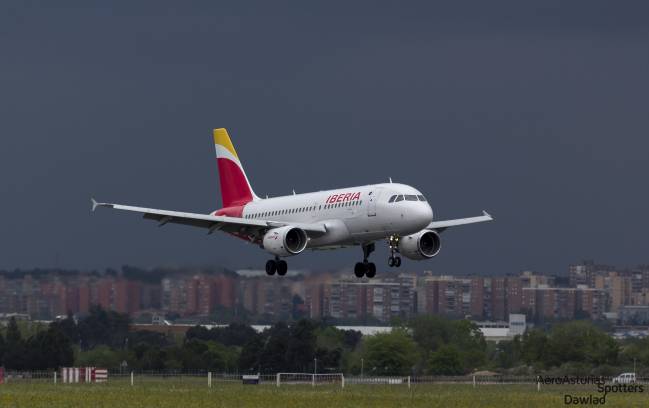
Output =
[
  {"x1": 389, "y1": 177, "x2": 393, "y2": 183},
  {"x1": 292, "y1": 189, "x2": 296, "y2": 195}
]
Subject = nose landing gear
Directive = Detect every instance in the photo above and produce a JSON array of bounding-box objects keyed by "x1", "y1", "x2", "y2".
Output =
[
  {"x1": 354, "y1": 243, "x2": 377, "y2": 278},
  {"x1": 388, "y1": 256, "x2": 401, "y2": 267},
  {"x1": 387, "y1": 235, "x2": 402, "y2": 268}
]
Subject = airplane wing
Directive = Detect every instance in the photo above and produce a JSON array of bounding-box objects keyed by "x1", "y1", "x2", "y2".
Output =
[
  {"x1": 91, "y1": 199, "x2": 327, "y2": 242},
  {"x1": 426, "y1": 211, "x2": 493, "y2": 233}
]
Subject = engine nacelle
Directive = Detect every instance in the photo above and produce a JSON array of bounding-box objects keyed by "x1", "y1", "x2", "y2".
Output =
[
  {"x1": 398, "y1": 230, "x2": 441, "y2": 260},
  {"x1": 262, "y1": 226, "x2": 308, "y2": 257}
]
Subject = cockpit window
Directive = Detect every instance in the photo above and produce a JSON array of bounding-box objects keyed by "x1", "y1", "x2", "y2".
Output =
[
  {"x1": 405, "y1": 195, "x2": 418, "y2": 201},
  {"x1": 417, "y1": 195, "x2": 427, "y2": 202},
  {"x1": 395, "y1": 195, "x2": 404, "y2": 202},
  {"x1": 388, "y1": 195, "x2": 397, "y2": 203}
]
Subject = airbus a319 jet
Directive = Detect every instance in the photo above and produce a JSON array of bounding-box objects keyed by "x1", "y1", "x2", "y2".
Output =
[{"x1": 92, "y1": 129, "x2": 493, "y2": 278}]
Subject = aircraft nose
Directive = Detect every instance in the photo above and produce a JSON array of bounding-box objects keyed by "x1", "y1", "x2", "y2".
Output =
[
  {"x1": 414, "y1": 202, "x2": 433, "y2": 228},
  {"x1": 422, "y1": 203, "x2": 433, "y2": 223}
]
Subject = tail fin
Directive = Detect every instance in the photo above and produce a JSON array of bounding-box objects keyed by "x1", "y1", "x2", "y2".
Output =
[{"x1": 213, "y1": 128, "x2": 259, "y2": 208}]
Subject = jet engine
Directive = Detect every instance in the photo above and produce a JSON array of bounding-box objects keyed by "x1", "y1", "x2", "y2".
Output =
[
  {"x1": 398, "y1": 230, "x2": 441, "y2": 260},
  {"x1": 262, "y1": 226, "x2": 308, "y2": 257}
]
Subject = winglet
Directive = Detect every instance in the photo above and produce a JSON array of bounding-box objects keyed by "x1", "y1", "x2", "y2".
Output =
[
  {"x1": 482, "y1": 210, "x2": 493, "y2": 220},
  {"x1": 91, "y1": 198, "x2": 99, "y2": 212}
]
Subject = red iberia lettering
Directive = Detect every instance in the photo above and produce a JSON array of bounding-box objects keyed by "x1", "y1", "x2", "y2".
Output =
[{"x1": 324, "y1": 192, "x2": 361, "y2": 204}]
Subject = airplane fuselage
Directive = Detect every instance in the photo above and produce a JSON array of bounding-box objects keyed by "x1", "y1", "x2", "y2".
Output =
[{"x1": 213, "y1": 182, "x2": 433, "y2": 248}]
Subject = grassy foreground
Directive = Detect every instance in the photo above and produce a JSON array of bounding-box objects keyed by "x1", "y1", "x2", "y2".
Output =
[{"x1": 0, "y1": 381, "x2": 646, "y2": 408}]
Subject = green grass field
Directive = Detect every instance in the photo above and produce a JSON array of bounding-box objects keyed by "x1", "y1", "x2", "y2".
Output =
[{"x1": 0, "y1": 380, "x2": 646, "y2": 407}]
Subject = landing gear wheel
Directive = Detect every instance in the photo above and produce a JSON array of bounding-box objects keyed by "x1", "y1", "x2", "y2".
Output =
[
  {"x1": 265, "y1": 260, "x2": 277, "y2": 276},
  {"x1": 365, "y1": 262, "x2": 376, "y2": 278},
  {"x1": 354, "y1": 243, "x2": 376, "y2": 278},
  {"x1": 276, "y1": 260, "x2": 288, "y2": 276},
  {"x1": 354, "y1": 262, "x2": 366, "y2": 278},
  {"x1": 387, "y1": 235, "x2": 401, "y2": 268}
]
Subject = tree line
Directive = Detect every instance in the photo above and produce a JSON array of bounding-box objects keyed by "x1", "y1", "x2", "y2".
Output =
[{"x1": 0, "y1": 306, "x2": 645, "y2": 376}]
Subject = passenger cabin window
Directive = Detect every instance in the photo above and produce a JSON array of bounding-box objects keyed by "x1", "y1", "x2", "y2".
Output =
[
  {"x1": 388, "y1": 195, "x2": 397, "y2": 203},
  {"x1": 395, "y1": 195, "x2": 404, "y2": 202},
  {"x1": 405, "y1": 195, "x2": 418, "y2": 201}
]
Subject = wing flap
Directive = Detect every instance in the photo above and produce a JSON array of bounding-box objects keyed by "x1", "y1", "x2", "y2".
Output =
[{"x1": 142, "y1": 213, "x2": 213, "y2": 229}]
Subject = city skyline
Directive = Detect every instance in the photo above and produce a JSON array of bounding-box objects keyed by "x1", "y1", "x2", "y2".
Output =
[{"x1": 2, "y1": 260, "x2": 648, "y2": 327}]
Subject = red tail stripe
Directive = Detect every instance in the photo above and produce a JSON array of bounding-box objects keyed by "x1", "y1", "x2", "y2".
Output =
[{"x1": 217, "y1": 158, "x2": 254, "y2": 208}]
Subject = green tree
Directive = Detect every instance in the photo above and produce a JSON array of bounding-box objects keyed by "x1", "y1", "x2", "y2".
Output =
[
  {"x1": 78, "y1": 305, "x2": 130, "y2": 350},
  {"x1": 239, "y1": 333, "x2": 265, "y2": 373},
  {"x1": 409, "y1": 316, "x2": 486, "y2": 372},
  {"x1": 342, "y1": 329, "x2": 362, "y2": 349},
  {"x1": 410, "y1": 316, "x2": 485, "y2": 353},
  {"x1": 23, "y1": 326, "x2": 74, "y2": 369},
  {"x1": 521, "y1": 329, "x2": 548, "y2": 366},
  {"x1": 286, "y1": 320, "x2": 317, "y2": 372},
  {"x1": 137, "y1": 346, "x2": 167, "y2": 370},
  {"x1": 492, "y1": 336, "x2": 523, "y2": 369},
  {"x1": 76, "y1": 345, "x2": 125, "y2": 369},
  {"x1": 4, "y1": 317, "x2": 26, "y2": 369},
  {"x1": 238, "y1": 320, "x2": 319, "y2": 373},
  {"x1": 204, "y1": 341, "x2": 239, "y2": 372},
  {"x1": 186, "y1": 322, "x2": 258, "y2": 347},
  {"x1": 620, "y1": 337, "x2": 649, "y2": 370},
  {"x1": 51, "y1": 313, "x2": 80, "y2": 345},
  {"x1": 428, "y1": 345, "x2": 463, "y2": 375},
  {"x1": 545, "y1": 321, "x2": 618, "y2": 367},
  {"x1": 181, "y1": 339, "x2": 210, "y2": 369},
  {"x1": 257, "y1": 322, "x2": 291, "y2": 372},
  {"x1": 362, "y1": 329, "x2": 418, "y2": 375}
]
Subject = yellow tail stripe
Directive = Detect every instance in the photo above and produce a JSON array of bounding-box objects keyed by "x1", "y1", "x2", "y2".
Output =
[{"x1": 213, "y1": 128, "x2": 239, "y2": 160}]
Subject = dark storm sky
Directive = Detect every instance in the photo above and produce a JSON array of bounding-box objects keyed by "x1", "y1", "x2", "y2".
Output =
[{"x1": 1, "y1": 1, "x2": 648, "y2": 275}]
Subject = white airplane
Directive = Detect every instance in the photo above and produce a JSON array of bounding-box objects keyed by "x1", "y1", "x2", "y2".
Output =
[{"x1": 92, "y1": 128, "x2": 493, "y2": 278}]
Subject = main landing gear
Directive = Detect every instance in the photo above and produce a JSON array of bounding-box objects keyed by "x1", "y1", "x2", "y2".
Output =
[
  {"x1": 354, "y1": 243, "x2": 377, "y2": 279},
  {"x1": 266, "y1": 257, "x2": 288, "y2": 276},
  {"x1": 387, "y1": 235, "x2": 402, "y2": 268}
]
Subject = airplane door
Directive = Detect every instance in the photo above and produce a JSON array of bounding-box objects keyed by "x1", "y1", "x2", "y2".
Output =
[{"x1": 367, "y1": 188, "x2": 382, "y2": 217}]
